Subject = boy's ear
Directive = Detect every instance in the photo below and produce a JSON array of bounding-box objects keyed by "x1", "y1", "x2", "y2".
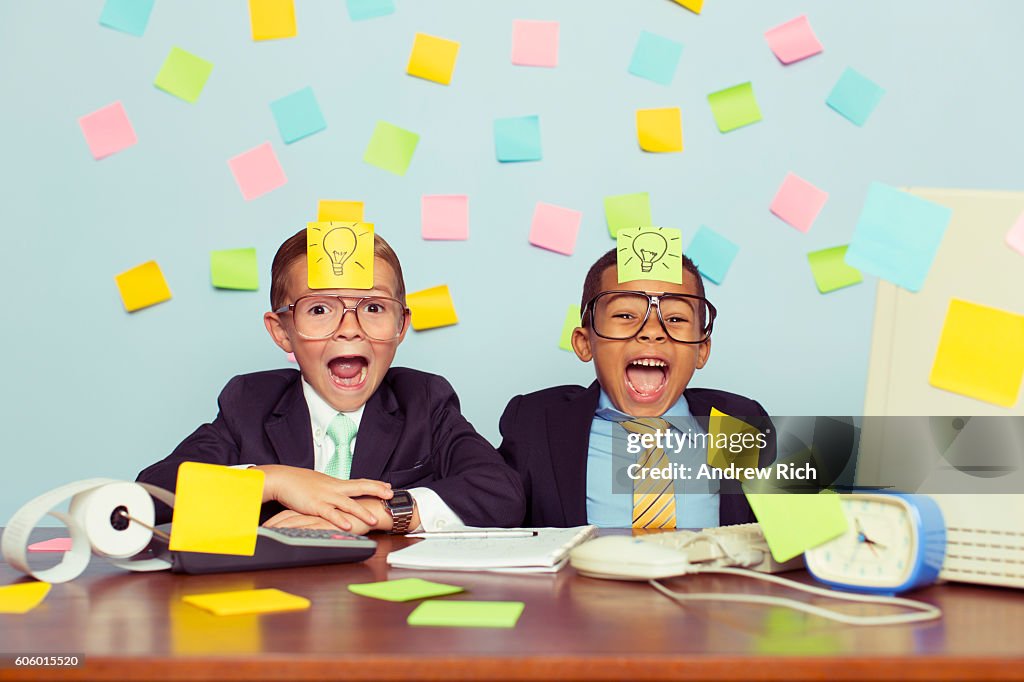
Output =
[
  {"x1": 396, "y1": 310, "x2": 411, "y2": 345},
  {"x1": 571, "y1": 327, "x2": 593, "y2": 363},
  {"x1": 695, "y1": 337, "x2": 711, "y2": 369},
  {"x1": 264, "y1": 312, "x2": 294, "y2": 353}
]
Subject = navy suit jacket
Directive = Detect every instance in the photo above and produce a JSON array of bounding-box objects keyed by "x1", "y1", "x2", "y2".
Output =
[
  {"x1": 138, "y1": 368, "x2": 525, "y2": 527},
  {"x1": 498, "y1": 382, "x2": 775, "y2": 528}
]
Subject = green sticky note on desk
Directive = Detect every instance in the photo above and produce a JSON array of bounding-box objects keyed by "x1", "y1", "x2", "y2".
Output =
[
  {"x1": 707, "y1": 82, "x2": 762, "y2": 133},
  {"x1": 154, "y1": 47, "x2": 213, "y2": 103},
  {"x1": 604, "y1": 192, "x2": 652, "y2": 238},
  {"x1": 807, "y1": 245, "x2": 862, "y2": 293},
  {"x1": 744, "y1": 488, "x2": 848, "y2": 562},
  {"x1": 407, "y1": 600, "x2": 525, "y2": 628},
  {"x1": 348, "y1": 578, "x2": 463, "y2": 602},
  {"x1": 211, "y1": 248, "x2": 259, "y2": 290}
]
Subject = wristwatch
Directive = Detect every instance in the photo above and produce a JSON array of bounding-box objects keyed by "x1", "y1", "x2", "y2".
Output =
[{"x1": 382, "y1": 490, "x2": 415, "y2": 534}]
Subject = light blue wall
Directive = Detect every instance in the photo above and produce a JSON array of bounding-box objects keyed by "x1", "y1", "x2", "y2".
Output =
[{"x1": 2, "y1": 1, "x2": 1022, "y2": 522}]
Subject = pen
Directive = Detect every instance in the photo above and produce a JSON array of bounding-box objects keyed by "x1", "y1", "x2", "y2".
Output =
[{"x1": 406, "y1": 530, "x2": 539, "y2": 539}]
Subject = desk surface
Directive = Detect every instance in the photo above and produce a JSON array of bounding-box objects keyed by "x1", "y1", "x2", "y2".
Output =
[{"x1": 2, "y1": 529, "x2": 1024, "y2": 682}]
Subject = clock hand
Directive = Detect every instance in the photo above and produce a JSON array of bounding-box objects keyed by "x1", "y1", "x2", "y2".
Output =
[{"x1": 854, "y1": 518, "x2": 882, "y2": 556}]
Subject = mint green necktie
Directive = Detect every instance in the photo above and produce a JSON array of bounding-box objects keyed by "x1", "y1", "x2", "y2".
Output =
[{"x1": 324, "y1": 412, "x2": 357, "y2": 479}]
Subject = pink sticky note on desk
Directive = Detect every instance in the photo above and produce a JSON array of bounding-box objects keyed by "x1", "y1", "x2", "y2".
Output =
[
  {"x1": 512, "y1": 20, "x2": 559, "y2": 67},
  {"x1": 79, "y1": 101, "x2": 137, "y2": 160},
  {"x1": 422, "y1": 195, "x2": 469, "y2": 240},
  {"x1": 1007, "y1": 211, "x2": 1024, "y2": 256},
  {"x1": 770, "y1": 173, "x2": 829, "y2": 233},
  {"x1": 529, "y1": 202, "x2": 583, "y2": 255},
  {"x1": 228, "y1": 142, "x2": 288, "y2": 201},
  {"x1": 764, "y1": 15, "x2": 823, "y2": 65},
  {"x1": 28, "y1": 537, "x2": 73, "y2": 552}
]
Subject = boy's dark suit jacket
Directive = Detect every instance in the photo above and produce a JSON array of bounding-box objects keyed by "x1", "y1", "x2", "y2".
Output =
[
  {"x1": 498, "y1": 383, "x2": 775, "y2": 528},
  {"x1": 138, "y1": 368, "x2": 525, "y2": 527}
]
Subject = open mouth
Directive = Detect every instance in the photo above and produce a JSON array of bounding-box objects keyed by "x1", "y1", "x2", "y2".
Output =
[
  {"x1": 624, "y1": 357, "x2": 669, "y2": 403},
  {"x1": 328, "y1": 355, "x2": 369, "y2": 390}
]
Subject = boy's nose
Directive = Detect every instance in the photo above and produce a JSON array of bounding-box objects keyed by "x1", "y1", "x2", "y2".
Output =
[
  {"x1": 334, "y1": 309, "x2": 365, "y2": 339},
  {"x1": 637, "y1": 311, "x2": 666, "y2": 342}
]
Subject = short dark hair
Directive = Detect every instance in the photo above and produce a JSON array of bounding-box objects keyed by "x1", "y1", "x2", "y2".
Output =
[{"x1": 580, "y1": 249, "x2": 706, "y2": 325}]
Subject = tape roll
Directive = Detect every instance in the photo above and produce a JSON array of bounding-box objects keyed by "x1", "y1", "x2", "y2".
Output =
[{"x1": 68, "y1": 482, "x2": 154, "y2": 559}]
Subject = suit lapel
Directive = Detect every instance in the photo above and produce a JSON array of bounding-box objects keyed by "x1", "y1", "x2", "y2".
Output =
[
  {"x1": 349, "y1": 378, "x2": 402, "y2": 481},
  {"x1": 264, "y1": 375, "x2": 315, "y2": 469},
  {"x1": 546, "y1": 382, "x2": 601, "y2": 526}
]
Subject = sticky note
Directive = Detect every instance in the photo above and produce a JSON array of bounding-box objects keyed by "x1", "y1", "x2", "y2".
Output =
[
  {"x1": 827, "y1": 68, "x2": 885, "y2": 126},
  {"x1": 636, "y1": 108, "x2": 683, "y2": 153},
  {"x1": 249, "y1": 0, "x2": 296, "y2": 41},
  {"x1": 154, "y1": 47, "x2": 213, "y2": 103},
  {"x1": 628, "y1": 31, "x2": 683, "y2": 86},
  {"x1": 270, "y1": 87, "x2": 326, "y2": 144},
  {"x1": 115, "y1": 261, "x2": 172, "y2": 312},
  {"x1": 318, "y1": 200, "x2": 364, "y2": 222},
  {"x1": 363, "y1": 121, "x2": 419, "y2": 176},
  {"x1": 0, "y1": 582, "x2": 51, "y2": 614},
  {"x1": 529, "y1": 202, "x2": 583, "y2": 256},
  {"x1": 770, "y1": 173, "x2": 829, "y2": 233},
  {"x1": 929, "y1": 299, "x2": 1024, "y2": 407},
  {"x1": 845, "y1": 182, "x2": 952, "y2": 292},
  {"x1": 169, "y1": 462, "x2": 264, "y2": 556},
  {"x1": 604, "y1": 192, "x2": 652, "y2": 239},
  {"x1": 1006, "y1": 211, "x2": 1024, "y2": 256},
  {"x1": 28, "y1": 537, "x2": 72, "y2": 552},
  {"x1": 307, "y1": 222, "x2": 375, "y2": 290},
  {"x1": 422, "y1": 195, "x2": 469, "y2": 240},
  {"x1": 210, "y1": 248, "x2": 259, "y2": 291},
  {"x1": 764, "y1": 15, "x2": 823, "y2": 65},
  {"x1": 99, "y1": 0, "x2": 155, "y2": 36},
  {"x1": 494, "y1": 115, "x2": 542, "y2": 162},
  {"x1": 346, "y1": 0, "x2": 395, "y2": 21},
  {"x1": 685, "y1": 225, "x2": 739, "y2": 285},
  {"x1": 228, "y1": 142, "x2": 287, "y2": 201},
  {"x1": 348, "y1": 578, "x2": 463, "y2": 602},
  {"x1": 407, "y1": 285, "x2": 458, "y2": 331},
  {"x1": 559, "y1": 304, "x2": 581, "y2": 352},
  {"x1": 407, "y1": 600, "x2": 525, "y2": 628},
  {"x1": 286, "y1": 352, "x2": 297, "y2": 363},
  {"x1": 407, "y1": 33, "x2": 460, "y2": 85},
  {"x1": 807, "y1": 246, "x2": 862, "y2": 294},
  {"x1": 744, "y1": 489, "x2": 848, "y2": 562},
  {"x1": 708, "y1": 82, "x2": 762, "y2": 133},
  {"x1": 79, "y1": 101, "x2": 137, "y2": 160},
  {"x1": 511, "y1": 20, "x2": 559, "y2": 67},
  {"x1": 707, "y1": 408, "x2": 762, "y2": 472},
  {"x1": 183, "y1": 588, "x2": 309, "y2": 616},
  {"x1": 671, "y1": 0, "x2": 703, "y2": 14},
  {"x1": 617, "y1": 226, "x2": 683, "y2": 284}
]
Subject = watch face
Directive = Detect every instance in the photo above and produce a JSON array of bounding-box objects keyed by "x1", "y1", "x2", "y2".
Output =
[{"x1": 388, "y1": 490, "x2": 414, "y2": 510}]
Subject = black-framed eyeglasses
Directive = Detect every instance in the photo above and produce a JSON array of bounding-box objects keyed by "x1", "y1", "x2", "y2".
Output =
[
  {"x1": 582, "y1": 291, "x2": 716, "y2": 344},
  {"x1": 273, "y1": 295, "x2": 410, "y2": 341}
]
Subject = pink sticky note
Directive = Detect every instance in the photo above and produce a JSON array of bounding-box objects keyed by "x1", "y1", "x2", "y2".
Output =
[
  {"x1": 228, "y1": 142, "x2": 288, "y2": 201},
  {"x1": 765, "y1": 15, "x2": 823, "y2": 65},
  {"x1": 512, "y1": 20, "x2": 559, "y2": 67},
  {"x1": 529, "y1": 202, "x2": 583, "y2": 255},
  {"x1": 78, "y1": 101, "x2": 137, "y2": 160},
  {"x1": 1007, "y1": 211, "x2": 1024, "y2": 256},
  {"x1": 28, "y1": 537, "x2": 73, "y2": 552},
  {"x1": 770, "y1": 173, "x2": 829, "y2": 233},
  {"x1": 422, "y1": 195, "x2": 469, "y2": 240}
]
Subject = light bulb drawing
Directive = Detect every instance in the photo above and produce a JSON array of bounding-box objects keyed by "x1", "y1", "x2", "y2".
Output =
[
  {"x1": 306, "y1": 222, "x2": 373, "y2": 289},
  {"x1": 322, "y1": 225, "x2": 358, "y2": 275},
  {"x1": 617, "y1": 227, "x2": 681, "y2": 279},
  {"x1": 631, "y1": 231, "x2": 669, "y2": 272}
]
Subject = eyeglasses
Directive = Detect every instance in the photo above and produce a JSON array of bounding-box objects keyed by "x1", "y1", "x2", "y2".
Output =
[
  {"x1": 583, "y1": 291, "x2": 716, "y2": 344},
  {"x1": 274, "y1": 295, "x2": 409, "y2": 341}
]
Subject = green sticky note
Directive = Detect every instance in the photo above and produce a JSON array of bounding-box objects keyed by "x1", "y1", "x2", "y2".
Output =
[
  {"x1": 604, "y1": 192, "x2": 652, "y2": 238},
  {"x1": 807, "y1": 246, "x2": 862, "y2": 294},
  {"x1": 707, "y1": 82, "x2": 762, "y2": 133},
  {"x1": 154, "y1": 47, "x2": 214, "y2": 103},
  {"x1": 210, "y1": 248, "x2": 259, "y2": 291},
  {"x1": 744, "y1": 487, "x2": 848, "y2": 562},
  {"x1": 363, "y1": 121, "x2": 420, "y2": 176},
  {"x1": 348, "y1": 578, "x2": 463, "y2": 602},
  {"x1": 558, "y1": 304, "x2": 581, "y2": 351},
  {"x1": 407, "y1": 600, "x2": 525, "y2": 628},
  {"x1": 616, "y1": 226, "x2": 683, "y2": 284}
]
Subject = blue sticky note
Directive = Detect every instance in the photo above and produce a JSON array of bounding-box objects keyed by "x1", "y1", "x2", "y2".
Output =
[
  {"x1": 346, "y1": 0, "x2": 395, "y2": 21},
  {"x1": 826, "y1": 68, "x2": 885, "y2": 126},
  {"x1": 494, "y1": 115, "x2": 542, "y2": 162},
  {"x1": 628, "y1": 31, "x2": 683, "y2": 86},
  {"x1": 845, "y1": 183, "x2": 953, "y2": 292},
  {"x1": 685, "y1": 225, "x2": 739, "y2": 285},
  {"x1": 99, "y1": 0, "x2": 155, "y2": 37},
  {"x1": 270, "y1": 87, "x2": 327, "y2": 144}
]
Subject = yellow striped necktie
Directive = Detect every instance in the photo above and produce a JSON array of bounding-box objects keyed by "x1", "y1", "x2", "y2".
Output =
[{"x1": 622, "y1": 417, "x2": 677, "y2": 529}]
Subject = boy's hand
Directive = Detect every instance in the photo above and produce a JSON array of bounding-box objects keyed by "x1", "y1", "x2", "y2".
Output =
[
  {"x1": 253, "y1": 465, "x2": 393, "y2": 531},
  {"x1": 263, "y1": 509, "x2": 374, "y2": 536}
]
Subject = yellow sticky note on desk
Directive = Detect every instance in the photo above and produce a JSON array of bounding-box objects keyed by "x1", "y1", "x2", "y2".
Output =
[
  {"x1": 707, "y1": 407, "x2": 762, "y2": 472},
  {"x1": 307, "y1": 222, "x2": 375, "y2": 290},
  {"x1": 929, "y1": 299, "x2": 1024, "y2": 407},
  {"x1": 408, "y1": 285, "x2": 458, "y2": 331},
  {"x1": 0, "y1": 582, "x2": 51, "y2": 614},
  {"x1": 169, "y1": 462, "x2": 264, "y2": 555},
  {"x1": 636, "y1": 108, "x2": 683, "y2": 153},
  {"x1": 115, "y1": 260, "x2": 172, "y2": 312},
  {"x1": 407, "y1": 33, "x2": 460, "y2": 85},
  {"x1": 249, "y1": 0, "x2": 297, "y2": 41},
  {"x1": 744, "y1": 488, "x2": 847, "y2": 563},
  {"x1": 182, "y1": 588, "x2": 309, "y2": 616},
  {"x1": 318, "y1": 200, "x2": 364, "y2": 223}
]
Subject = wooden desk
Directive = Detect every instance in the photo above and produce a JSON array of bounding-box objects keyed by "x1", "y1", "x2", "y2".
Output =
[{"x1": 2, "y1": 529, "x2": 1023, "y2": 682}]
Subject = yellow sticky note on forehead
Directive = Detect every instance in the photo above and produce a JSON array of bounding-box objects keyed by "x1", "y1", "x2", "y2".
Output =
[
  {"x1": 307, "y1": 222, "x2": 374, "y2": 290},
  {"x1": 617, "y1": 226, "x2": 683, "y2": 284}
]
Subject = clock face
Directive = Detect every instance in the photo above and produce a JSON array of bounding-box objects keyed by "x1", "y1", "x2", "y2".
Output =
[{"x1": 805, "y1": 495, "x2": 917, "y2": 589}]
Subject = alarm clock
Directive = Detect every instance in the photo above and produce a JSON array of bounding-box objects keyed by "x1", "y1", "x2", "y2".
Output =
[{"x1": 804, "y1": 492, "x2": 946, "y2": 595}]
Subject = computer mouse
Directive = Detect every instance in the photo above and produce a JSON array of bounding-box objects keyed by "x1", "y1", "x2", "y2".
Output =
[{"x1": 569, "y1": 535, "x2": 691, "y2": 581}]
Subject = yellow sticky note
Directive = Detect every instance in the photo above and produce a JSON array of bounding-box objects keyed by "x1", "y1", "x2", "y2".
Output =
[
  {"x1": 171, "y1": 585, "x2": 262, "y2": 654},
  {"x1": 407, "y1": 33, "x2": 460, "y2": 85},
  {"x1": 318, "y1": 200, "x2": 364, "y2": 222},
  {"x1": 707, "y1": 407, "x2": 763, "y2": 472},
  {"x1": 248, "y1": 0, "x2": 296, "y2": 41},
  {"x1": 929, "y1": 299, "x2": 1024, "y2": 407},
  {"x1": 182, "y1": 588, "x2": 309, "y2": 616},
  {"x1": 672, "y1": 0, "x2": 704, "y2": 14},
  {"x1": 0, "y1": 582, "x2": 51, "y2": 614},
  {"x1": 636, "y1": 108, "x2": 683, "y2": 153},
  {"x1": 307, "y1": 222, "x2": 375, "y2": 290},
  {"x1": 744, "y1": 488, "x2": 847, "y2": 562},
  {"x1": 408, "y1": 285, "x2": 458, "y2": 331},
  {"x1": 169, "y1": 462, "x2": 264, "y2": 556},
  {"x1": 115, "y1": 260, "x2": 172, "y2": 312}
]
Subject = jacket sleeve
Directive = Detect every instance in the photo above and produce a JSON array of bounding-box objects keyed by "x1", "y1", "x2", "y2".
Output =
[{"x1": 497, "y1": 394, "x2": 535, "y2": 527}]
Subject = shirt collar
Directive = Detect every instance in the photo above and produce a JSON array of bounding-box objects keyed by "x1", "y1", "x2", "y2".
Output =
[
  {"x1": 595, "y1": 389, "x2": 693, "y2": 426},
  {"x1": 301, "y1": 379, "x2": 365, "y2": 434}
]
